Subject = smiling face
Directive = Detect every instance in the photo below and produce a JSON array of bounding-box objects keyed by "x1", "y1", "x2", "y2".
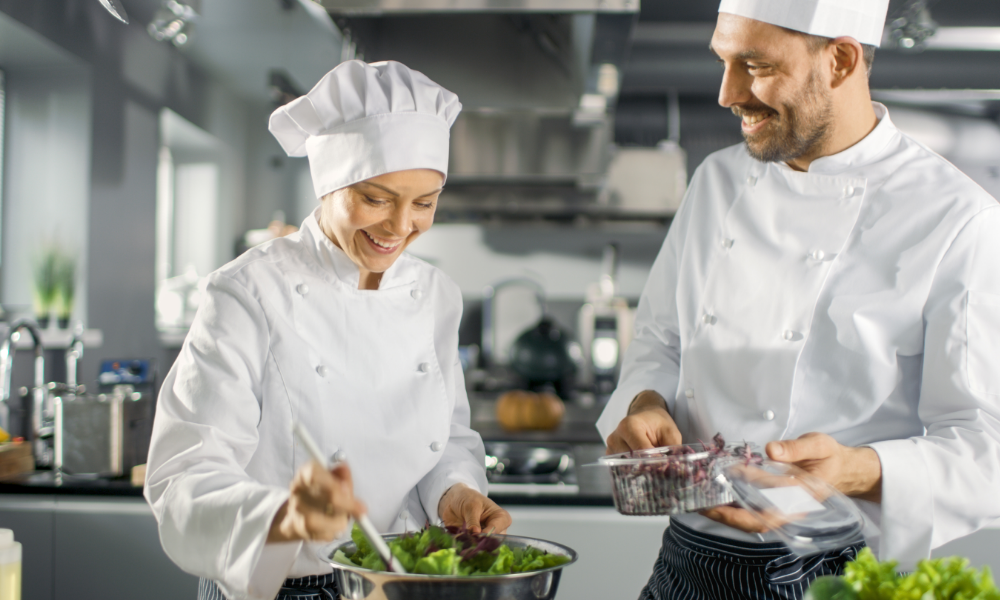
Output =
[
  {"x1": 318, "y1": 169, "x2": 444, "y2": 289},
  {"x1": 711, "y1": 13, "x2": 835, "y2": 166}
]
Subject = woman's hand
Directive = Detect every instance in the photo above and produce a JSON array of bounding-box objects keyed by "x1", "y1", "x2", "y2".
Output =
[
  {"x1": 438, "y1": 483, "x2": 512, "y2": 534},
  {"x1": 268, "y1": 462, "x2": 367, "y2": 543}
]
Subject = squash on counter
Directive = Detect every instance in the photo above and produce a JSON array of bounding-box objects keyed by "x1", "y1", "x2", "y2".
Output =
[{"x1": 495, "y1": 390, "x2": 565, "y2": 431}]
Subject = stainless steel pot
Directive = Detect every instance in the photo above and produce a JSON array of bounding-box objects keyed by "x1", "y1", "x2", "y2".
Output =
[{"x1": 325, "y1": 534, "x2": 578, "y2": 600}]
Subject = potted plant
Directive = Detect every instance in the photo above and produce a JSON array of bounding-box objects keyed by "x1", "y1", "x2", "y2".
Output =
[
  {"x1": 54, "y1": 253, "x2": 76, "y2": 329},
  {"x1": 32, "y1": 249, "x2": 58, "y2": 329}
]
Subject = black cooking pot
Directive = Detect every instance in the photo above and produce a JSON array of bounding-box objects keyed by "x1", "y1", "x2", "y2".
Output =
[{"x1": 508, "y1": 317, "x2": 576, "y2": 385}]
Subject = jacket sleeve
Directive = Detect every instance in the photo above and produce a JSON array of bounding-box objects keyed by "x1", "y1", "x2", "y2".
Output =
[
  {"x1": 868, "y1": 206, "x2": 1000, "y2": 569},
  {"x1": 595, "y1": 173, "x2": 700, "y2": 443},
  {"x1": 144, "y1": 272, "x2": 299, "y2": 600},
  {"x1": 416, "y1": 281, "x2": 488, "y2": 521}
]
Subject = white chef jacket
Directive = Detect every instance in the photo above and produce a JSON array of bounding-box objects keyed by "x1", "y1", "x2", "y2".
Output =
[
  {"x1": 596, "y1": 103, "x2": 1000, "y2": 568},
  {"x1": 144, "y1": 209, "x2": 487, "y2": 600}
]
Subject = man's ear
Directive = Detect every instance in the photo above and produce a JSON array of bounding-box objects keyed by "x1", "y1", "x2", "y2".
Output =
[{"x1": 829, "y1": 36, "x2": 864, "y2": 88}]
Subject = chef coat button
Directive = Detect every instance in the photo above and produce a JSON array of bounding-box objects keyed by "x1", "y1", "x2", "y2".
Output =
[
  {"x1": 418, "y1": 362, "x2": 430, "y2": 373},
  {"x1": 844, "y1": 185, "x2": 856, "y2": 198},
  {"x1": 296, "y1": 283, "x2": 309, "y2": 296},
  {"x1": 330, "y1": 449, "x2": 347, "y2": 464},
  {"x1": 763, "y1": 410, "x2": 775, "y2": 421},
  {"x1": 410, "y1": 289, "x2": 422, "y2": 300},
  {"x1": 783, "y1": 330, "x2": 796, "y2": 341},
  {"x1": 702, "y1": 314, "x2": 716, "y2": 325},
  {"x1": 747, "y1": 176, "x2": 757, "y2": 186},
  {"x1": 809, "y1": 249, "x2": 826, "y2": 261},
  {"x1": 721, "y1": 238, "x2": 734, "y2": 250},
  {"x1": 316, "y1": 365, "x2": 328, "y2": 377},
  {"x1": 685, "y1": 388, "x2": 694, "y2": 399},
  {"x1": 430, "y1": 441, "x2": 443, "y2": 452},
  {"x1": 399, "y1": 510, "x2": 409, "y2": 521}
]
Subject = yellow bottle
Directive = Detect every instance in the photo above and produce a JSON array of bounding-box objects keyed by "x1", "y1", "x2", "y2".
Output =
[{"x1": 0, "y1": 529, "x2": 21, "y2": 600}]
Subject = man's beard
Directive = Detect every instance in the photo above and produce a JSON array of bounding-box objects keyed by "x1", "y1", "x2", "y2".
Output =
[{"x1": 734, "y1": 69, "x2": 833, "y2": 163}]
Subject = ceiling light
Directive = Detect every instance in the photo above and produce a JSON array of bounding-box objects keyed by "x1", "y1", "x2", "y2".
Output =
[{"x1": 148, "y1": 0, "x2": 199, "y2": 48}]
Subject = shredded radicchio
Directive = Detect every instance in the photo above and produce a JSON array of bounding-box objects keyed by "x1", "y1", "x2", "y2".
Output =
[{"x1": 606, "y1": 433, "x2": 762, "y2": 515}]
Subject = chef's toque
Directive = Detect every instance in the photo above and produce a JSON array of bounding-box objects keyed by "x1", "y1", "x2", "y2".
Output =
[
  {"x1": 718, "y1": 0, "x2": 890, "y2": 47},
  {"x1": 268, "y1": 60, "x2": 461, "y2": 200}
]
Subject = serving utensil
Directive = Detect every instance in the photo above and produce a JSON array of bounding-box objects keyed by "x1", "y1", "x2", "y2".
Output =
[
  {"x1": 97, "y1": 0, "x2": 130, "y2": 24},
  {"x1": 291, "y1": 422, "x2": 407, "y2": 574}
]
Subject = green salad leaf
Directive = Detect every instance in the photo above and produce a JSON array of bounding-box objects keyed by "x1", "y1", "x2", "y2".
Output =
[
  {"x1": 817, "y1": 548, "x2": 1000, "y2": 600},
  {"x1": 337, "y1": 523, "x2": 571, "y2": 577}
]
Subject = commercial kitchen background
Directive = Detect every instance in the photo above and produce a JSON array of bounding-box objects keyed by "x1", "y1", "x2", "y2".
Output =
[{"x1": 1, "y1": 0, "x2": 999, "y2": 599}]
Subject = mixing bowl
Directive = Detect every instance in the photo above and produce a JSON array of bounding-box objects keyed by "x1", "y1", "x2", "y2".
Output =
[{"x1": 324, "y1": 534, "x2": 578, "y2": 600}]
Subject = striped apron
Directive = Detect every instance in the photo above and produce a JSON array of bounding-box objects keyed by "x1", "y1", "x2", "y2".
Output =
[
  {"x1": 640, "y1": 520, "x2": 863, "y2": 600},
  {"x1": 197, "y1": 574, "x2": 340, "y2": 600}
]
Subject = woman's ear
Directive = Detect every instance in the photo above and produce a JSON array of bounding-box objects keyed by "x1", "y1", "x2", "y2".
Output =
[{"x1": 829, "y1": 36, "x2": 864, "y2": 88}]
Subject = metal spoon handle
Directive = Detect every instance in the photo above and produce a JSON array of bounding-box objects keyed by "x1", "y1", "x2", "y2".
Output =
[{"x1": 291, "y1": 422, "x2": 407, "y2": 573}]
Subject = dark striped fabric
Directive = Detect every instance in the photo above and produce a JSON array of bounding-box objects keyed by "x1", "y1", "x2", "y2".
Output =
[
  {"x1": 197, "y1": 573, "x2": 339, "y2": 600},
  {"x1": 640, "y1": 520, "x2": 863, "y2": 600}
]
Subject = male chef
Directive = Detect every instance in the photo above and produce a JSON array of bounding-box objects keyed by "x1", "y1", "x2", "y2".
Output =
[{"x1": 596, "y1": 0, "x2": 1000, "y2": 598}]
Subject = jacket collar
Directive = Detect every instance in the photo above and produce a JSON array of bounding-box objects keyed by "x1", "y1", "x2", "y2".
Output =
[
  {"x1": 300, "y1": 208, "x2": 419, "y2": 290},
  {"x1": 801, "y1": 102, "x2": 899, "y2": 175}
]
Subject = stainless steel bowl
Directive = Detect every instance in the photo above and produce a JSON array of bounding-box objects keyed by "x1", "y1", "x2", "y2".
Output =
[{"x1": 325, "y1": 534, "x2": 578, "y2": 600}]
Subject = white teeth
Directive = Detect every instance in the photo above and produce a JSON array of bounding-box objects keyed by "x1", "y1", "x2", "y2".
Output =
[
  {"x1": 364, "y1": 230, "x2": 398, "y2": 250},
  {"x1": 743, "y1": 114, "x2": 768, "y2": 126}
]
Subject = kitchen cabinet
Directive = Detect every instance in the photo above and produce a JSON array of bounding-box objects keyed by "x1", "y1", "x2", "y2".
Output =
[
  {"x1": 505, "y1": 506, "x2": 671, "y2": 599},
  {"x1": 0, "y1": 495, "x2": 197, "y2": 600},
  {"x1": 1, "y1": 492, "x2": 999, "y2": 600}
]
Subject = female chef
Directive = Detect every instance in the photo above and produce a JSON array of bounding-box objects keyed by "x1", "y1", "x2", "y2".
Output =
[{"x1": 144, "y1": 60, "x2": 511, "y2": 600}]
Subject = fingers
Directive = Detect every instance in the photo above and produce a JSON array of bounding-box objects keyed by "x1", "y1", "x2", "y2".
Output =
[
  {"x1": 438, "y1": 486, "x2": 512, "y2": 535},
  {"x1": 482, "y1": 505, "x2": 513, "y2": 535},
  {"x1": 606, "y1": 410, "x2": 682, "y2": 454},
  {"x1": 767, "y1": 432, "x2": 833, "y2": 463},
  {"x1": 700, "y1": 505, "x2": 769, "y2": 533},
  {"x1": 283, "y1": 461, "x2": 359, "y2": 542}
]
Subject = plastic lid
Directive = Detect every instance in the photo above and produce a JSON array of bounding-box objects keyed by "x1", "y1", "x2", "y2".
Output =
[
  {"x1": 716, "y1": 460, "x2": 876, "y2": 556},
  {"x1": 0, "y1": 529, "x2": 12, "y2": 546}
]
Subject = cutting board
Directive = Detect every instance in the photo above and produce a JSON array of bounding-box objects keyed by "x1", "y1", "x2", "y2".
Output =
[{"x1": 0, "y1": 442, "x2": 33, "y2": 480}]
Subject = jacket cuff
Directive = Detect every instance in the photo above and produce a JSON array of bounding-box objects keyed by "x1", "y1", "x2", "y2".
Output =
[
  {"x1": 219, "y1": 488, "x2": 299, "y2": 600},
  {"x1": 868, "y1": 438, "x2": 933, "y2": 570}
]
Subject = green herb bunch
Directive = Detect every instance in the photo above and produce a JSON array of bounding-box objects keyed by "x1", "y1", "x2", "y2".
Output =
[
  {"x1": 335, "y1": 523, "x2": 571, "y2": 577},
  {"x1": 807, "y1": 548, "x2": 1000, "y2": 600},
  {"x1": 32, "y1": 245, "x2": 76, "y2": 325}
]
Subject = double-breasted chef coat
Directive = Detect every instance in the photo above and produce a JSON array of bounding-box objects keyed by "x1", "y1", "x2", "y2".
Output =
[
  {"x1": 144, "y1": 209, "x2": 488, "y2": 600},
  {"x1": 597, "y1": 103, "x2": 1000, "y2": 569}
]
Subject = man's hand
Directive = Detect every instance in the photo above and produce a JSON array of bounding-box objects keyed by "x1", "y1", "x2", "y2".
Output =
[
  {"x1": 700, "y1": 432, "x2": 883, "y2": 533},
  {"x1": 438, "y1": 483, "x2": 512, "y2": 534},
  {"x1": 605, "y1": 391, "x2": 683, "y2": 454},
  {"x1": 766, "y1": 432, "x2": 882, "y2": 502}
]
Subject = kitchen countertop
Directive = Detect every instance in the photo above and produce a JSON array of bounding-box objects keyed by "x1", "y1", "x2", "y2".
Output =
[{"x1": 0, "y1": 471, "x2": 615, "y2": 505}]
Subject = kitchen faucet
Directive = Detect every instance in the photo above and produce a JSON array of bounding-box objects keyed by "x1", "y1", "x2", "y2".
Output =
[{"x1": 0, "y1": 319, "x2": 50, "y2": 465}]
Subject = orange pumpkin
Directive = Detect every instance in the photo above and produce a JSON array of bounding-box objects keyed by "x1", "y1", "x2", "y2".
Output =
[{"x1": 496, "y1": 390, "x2": 565, "y2": 431}]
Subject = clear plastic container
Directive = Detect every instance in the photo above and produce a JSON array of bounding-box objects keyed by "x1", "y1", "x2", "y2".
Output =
[
  {"x1": 718, "y1": 460, "x2": 874, "y2": 556},
  {"x1": 597, "y1": 442, "x2": 877, "y2": 556},
  {"x1": 598, "y1": 441, "x2": 761, "y2": 515},
  {"x1": 0, "y1": 529, "x2": 21, "y2": 600}
]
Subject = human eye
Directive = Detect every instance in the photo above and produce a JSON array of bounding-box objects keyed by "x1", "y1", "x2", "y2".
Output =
[{"x1": 363, "y1": 195, "x2": 388, "y2": 206}]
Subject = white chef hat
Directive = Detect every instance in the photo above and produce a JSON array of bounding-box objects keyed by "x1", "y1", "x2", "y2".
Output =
[
  {"x1": 718, "y1": 0, "x2": 890, "y2": 47},
  {"x1": 268, "y1": 60, "x2": 461, "y2": 199}
]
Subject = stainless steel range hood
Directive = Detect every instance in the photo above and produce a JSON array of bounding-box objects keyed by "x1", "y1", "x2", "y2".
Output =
[{"x1": 311, "y1": 0, "x2": 639, "y2": 199}]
